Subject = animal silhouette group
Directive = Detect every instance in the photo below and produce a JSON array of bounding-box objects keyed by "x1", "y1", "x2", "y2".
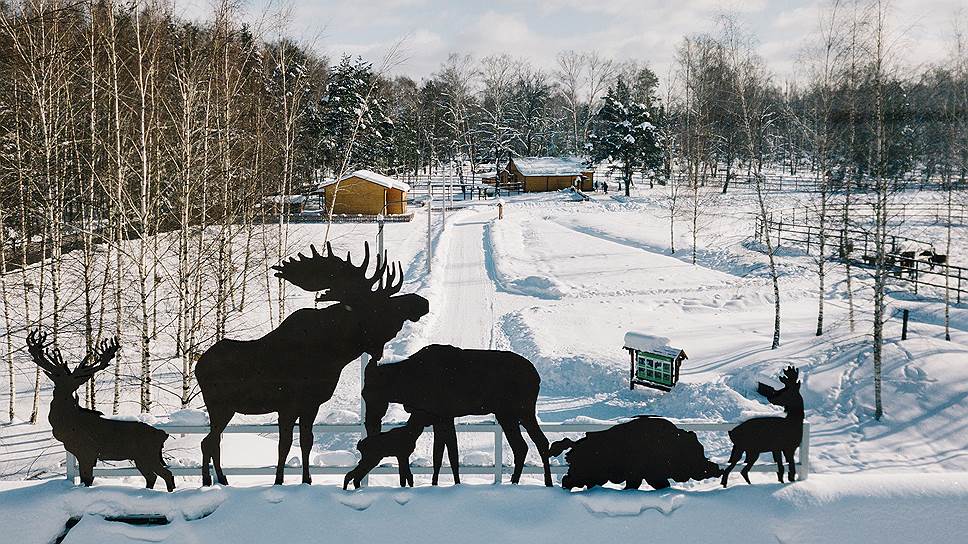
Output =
[{"x1": 29, "y1": 243, "x2": 805, "y2": 493}]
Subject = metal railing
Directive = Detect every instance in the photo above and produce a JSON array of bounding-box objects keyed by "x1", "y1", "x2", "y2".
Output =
[{"x1": 68, "y1": 420, "x2": 810, "y2": 485}]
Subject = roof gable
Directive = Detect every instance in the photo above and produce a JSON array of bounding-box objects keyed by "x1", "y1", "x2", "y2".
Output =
[
  {"x1": 510, "y1": 157, "x2": 593, "y2": 177},
  {"x1": 319, "y1": 170, "x2": 410, "y2": 192},
  {"x1": 623, "y1": 331, "x2": 687, "y2": 360}
]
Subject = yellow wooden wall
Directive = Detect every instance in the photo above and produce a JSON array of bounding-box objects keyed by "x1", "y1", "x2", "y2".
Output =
[
  {"x1": 324, "y1": 176, "x2": 408, "y2": 215},
  {"x1": 523, "y1": 174, "x2": 594, "y2": 192}
]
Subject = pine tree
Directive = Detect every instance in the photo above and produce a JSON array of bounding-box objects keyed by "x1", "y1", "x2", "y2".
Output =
[
  {"x1": 588, "y1": 78, "x2": 662, "y2": 196},
  {"x1": 316, "y1": 56, "x2": 393, "y2": 176}
]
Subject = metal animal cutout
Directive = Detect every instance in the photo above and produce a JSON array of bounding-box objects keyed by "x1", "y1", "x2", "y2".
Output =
[
  {"x1": 550, "y1": 416, "x2": 721, "y2": 490},
  {"x1": 363, "y1": 344, "x2": 554, "y2": 487},
  {"x1": 721, "y1": 365, "x2": 804, "y2": 487},
  {"x1": 195, "y1": 242, "x2": 429, "y2": 486},
  {"x1": 343, "y1": 413, "x2": 431, "y2": 489},
  {"x1": 27, "y1": 330, "x2": 175, "y2": 491}
]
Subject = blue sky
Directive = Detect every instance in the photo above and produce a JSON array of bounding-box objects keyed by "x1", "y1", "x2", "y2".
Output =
[{"x1": 175, "y1": 0, "x2": 963, "y2": 83}]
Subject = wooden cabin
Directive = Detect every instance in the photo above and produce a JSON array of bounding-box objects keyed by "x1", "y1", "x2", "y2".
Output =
[
  {"x1": 500, "y1": 157, "x2": 594, "y2": 192},
  {"x1": 320, "y1": 170, "x2": 410, "y2": 216},
  {"x1": 623, "y1": 332, "x2": 687, "y2": 392}
]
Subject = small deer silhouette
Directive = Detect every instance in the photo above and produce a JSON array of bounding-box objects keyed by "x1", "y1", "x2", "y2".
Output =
[
  {"x1": 27, "y1": 330, "x2": 174, "y2": 491},
  {"x1": 343, "y1": 414, "x2": 429, "y2": 490},
  {"x1": 721, "y1": 365, "x2": 804, "y2": 487}
]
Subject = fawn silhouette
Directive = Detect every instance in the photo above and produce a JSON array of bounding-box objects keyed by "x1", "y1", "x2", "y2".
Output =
[
  {"x1": 27, "y1": 330, "x2": 174, "y2": 491},
  {"x1": 194, "y1": 242, "x2": 429, "y2": 486},
  {"x1": 343, "y1": 413, "x2": 431, "y2": 489},
  {"x1": 363, "y1": 344, "x2": 553, "y2": 487},
  {"x1": 721, "y1": 365, "x2": 804, "y2": 487}
]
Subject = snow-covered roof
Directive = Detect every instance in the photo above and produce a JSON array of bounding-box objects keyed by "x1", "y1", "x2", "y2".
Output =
[
  {"x1": 319, "y1": 170, "x2": 410, "y2": 192},
  {"x1": 510, "y1": 157, "x2": 593, "y2": 177},
  {"x1": 623, "y1": 332, "x2": 686, "y2": 360},
  {"x1": 265, "y1": 194, "x2": 306, "y2": 205}
]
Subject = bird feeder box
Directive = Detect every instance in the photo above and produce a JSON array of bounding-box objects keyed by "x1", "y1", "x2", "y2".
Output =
[{"x1": 623, "y1": 332, "x2": 687, "y2": 392}]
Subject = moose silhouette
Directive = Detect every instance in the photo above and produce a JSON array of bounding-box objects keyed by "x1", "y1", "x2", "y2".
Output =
[
  {"x1": 363, "y1": 344, "x2": 554, "y2": 487},
  {"x1": 195, "y1": 242, "x2": 429, "y2": 486},
  {"x1": 27, "y1": 330, "x2": 175, "y2": 491},
  {"x1": 721, "y1": 365, "x2": 804, "y2": 487},
  {"x1": 343, "y1": 413, "x2": 431, "y2": 490},
  {"x1": 550, "y1": 416, "x2": 721, "y2": 490}
]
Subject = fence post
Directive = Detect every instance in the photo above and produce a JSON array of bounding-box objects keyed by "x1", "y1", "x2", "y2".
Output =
[
  {"x1": 360, "y1": 353, "x2": 369, "y2": 487},
  {"x1": 958, "y1": 270, "x2": 962, "y2": 304},
  {"x1": 66, "y1": 451, "x2": 78, "y2": 483},
  {"x1": 493, "y1": 425, "x2": 503, "y2": 484},
  {"x1": 901, "y1": 309, "x2": 910, "y2": 340},
  {"x1": 799, "y1": 422, "x2": 810, "y2": 481}
]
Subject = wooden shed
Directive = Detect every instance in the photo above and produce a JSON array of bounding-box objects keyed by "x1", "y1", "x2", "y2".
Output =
[
  {"x1": 500, "y1": 157, "x2": 594, "y2": 192},
  {"x1": 623, "y1": 331, "x2": 687, "y2": 392},
  {"x1": 320, "y1": 170, "x2": 410, "y2": 216}
]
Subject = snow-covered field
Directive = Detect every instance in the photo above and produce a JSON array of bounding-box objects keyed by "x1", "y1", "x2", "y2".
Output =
[{"x1": 2, "y1": 187, "x2": 967, "y2": 542}]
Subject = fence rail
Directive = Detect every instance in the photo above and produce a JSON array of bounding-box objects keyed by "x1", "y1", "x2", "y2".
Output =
[
  {"x1": 755, "y1": 215, "x2": 967, "y2": 302},
  {"x1": 68, "y1": 420, "x2": 810, "y2": 485}
]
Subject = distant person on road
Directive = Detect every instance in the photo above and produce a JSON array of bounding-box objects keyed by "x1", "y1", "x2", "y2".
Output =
[{"x1": 603, "y1": 180, "x2": 609, "y2": 194}]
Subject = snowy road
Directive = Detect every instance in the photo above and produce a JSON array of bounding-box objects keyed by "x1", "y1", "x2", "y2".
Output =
[{"x1": 428, "y1": 209, "x2": 499, "y2": 349}]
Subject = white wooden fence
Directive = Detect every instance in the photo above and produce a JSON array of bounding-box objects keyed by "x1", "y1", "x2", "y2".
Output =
[{"x1": 67, "y1": 421, "x2": 810, "y2": 484}]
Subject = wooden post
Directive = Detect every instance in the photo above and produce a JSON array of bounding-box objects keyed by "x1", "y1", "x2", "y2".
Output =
[
  {"x1": 66, "y1": 452, "x2": 78, "y2": 483},
  {"x1": 360, "y1": 353, "x2": 369, "y2": 487},
  {"x1": 901, "y1": 309, "x2": 909, "y2": 341},
  {"x1": 799, "y1": 422, "x2": 810, "y2": 481},
  {"x1": 629, "y1": 350, "x2": 635, "y2": 390}
]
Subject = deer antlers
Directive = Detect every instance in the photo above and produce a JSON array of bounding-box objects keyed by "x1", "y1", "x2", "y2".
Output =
[
  {"x1": 27, "y1": 329, "x2": 68, "y2": 379},
  {"x1": 271, "y1": 241, "x2": 404, "y2": 302},
  {"x1": 26, "y1": 329, "x2": 119, "y2": 381},
  {"x1": 779, "y1": 365, "x2": 800, "y2": 386},
  {"x1": 74, "y1": 337, "x2": 121, "y2": 380}
]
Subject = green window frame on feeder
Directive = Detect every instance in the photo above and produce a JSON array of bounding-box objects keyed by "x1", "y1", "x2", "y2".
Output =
[{"x1": 636, "y1": 352, "x2": 673, "y2": 386}]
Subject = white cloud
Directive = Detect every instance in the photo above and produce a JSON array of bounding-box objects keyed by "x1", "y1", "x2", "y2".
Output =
[{"x1": 172, "y1": 0, "x2": 964, "y2": 81}]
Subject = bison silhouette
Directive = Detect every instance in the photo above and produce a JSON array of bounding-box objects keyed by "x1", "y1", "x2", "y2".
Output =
[{"x1": 550, "y1": 416, "x2": 721, "y2": 490}]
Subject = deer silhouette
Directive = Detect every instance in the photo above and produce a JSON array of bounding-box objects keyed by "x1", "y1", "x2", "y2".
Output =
[
  {"x1": 363, "y1": 344, "x2": 554, "y2": 487},
  {"x1": 26, "y1": 330, "x2": 175, "y2": 491},
  {"x1": 721, "y1": 365, "x2": 804, "y2": 487},
  {"x1": 194, "y1": 242, "x2": 429, "y2": 486}
]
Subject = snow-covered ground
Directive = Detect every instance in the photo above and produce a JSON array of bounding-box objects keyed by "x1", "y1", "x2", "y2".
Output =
[
  {"x1": 2, "y1": 187, "x2": 967, "y2": 542},
  {"x1": 4, "y1": 474, "x2": 968, "y2": 544}
]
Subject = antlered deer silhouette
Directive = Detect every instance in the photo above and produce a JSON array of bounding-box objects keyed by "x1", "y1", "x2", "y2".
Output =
[
  {"x1": 363, "y1": 344, "x2": 554, "y2": 487},
  {"x1": 195, "y1": 242, "x2": 429, "y2": 486},
  {"x1": 26, "y1": 330, "x2": 175, "y2": 491},
  {"x1": 721, "y1": 365, "x2": 804, "y2": 487}
]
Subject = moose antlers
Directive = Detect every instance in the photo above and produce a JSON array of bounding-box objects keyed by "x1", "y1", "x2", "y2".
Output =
[
  {"x1": 26, "y1": 329, "x2": 119, "y2": 380},
  {"x1": 271, "y1": 241, "x2": 404, "y2": 302}
]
